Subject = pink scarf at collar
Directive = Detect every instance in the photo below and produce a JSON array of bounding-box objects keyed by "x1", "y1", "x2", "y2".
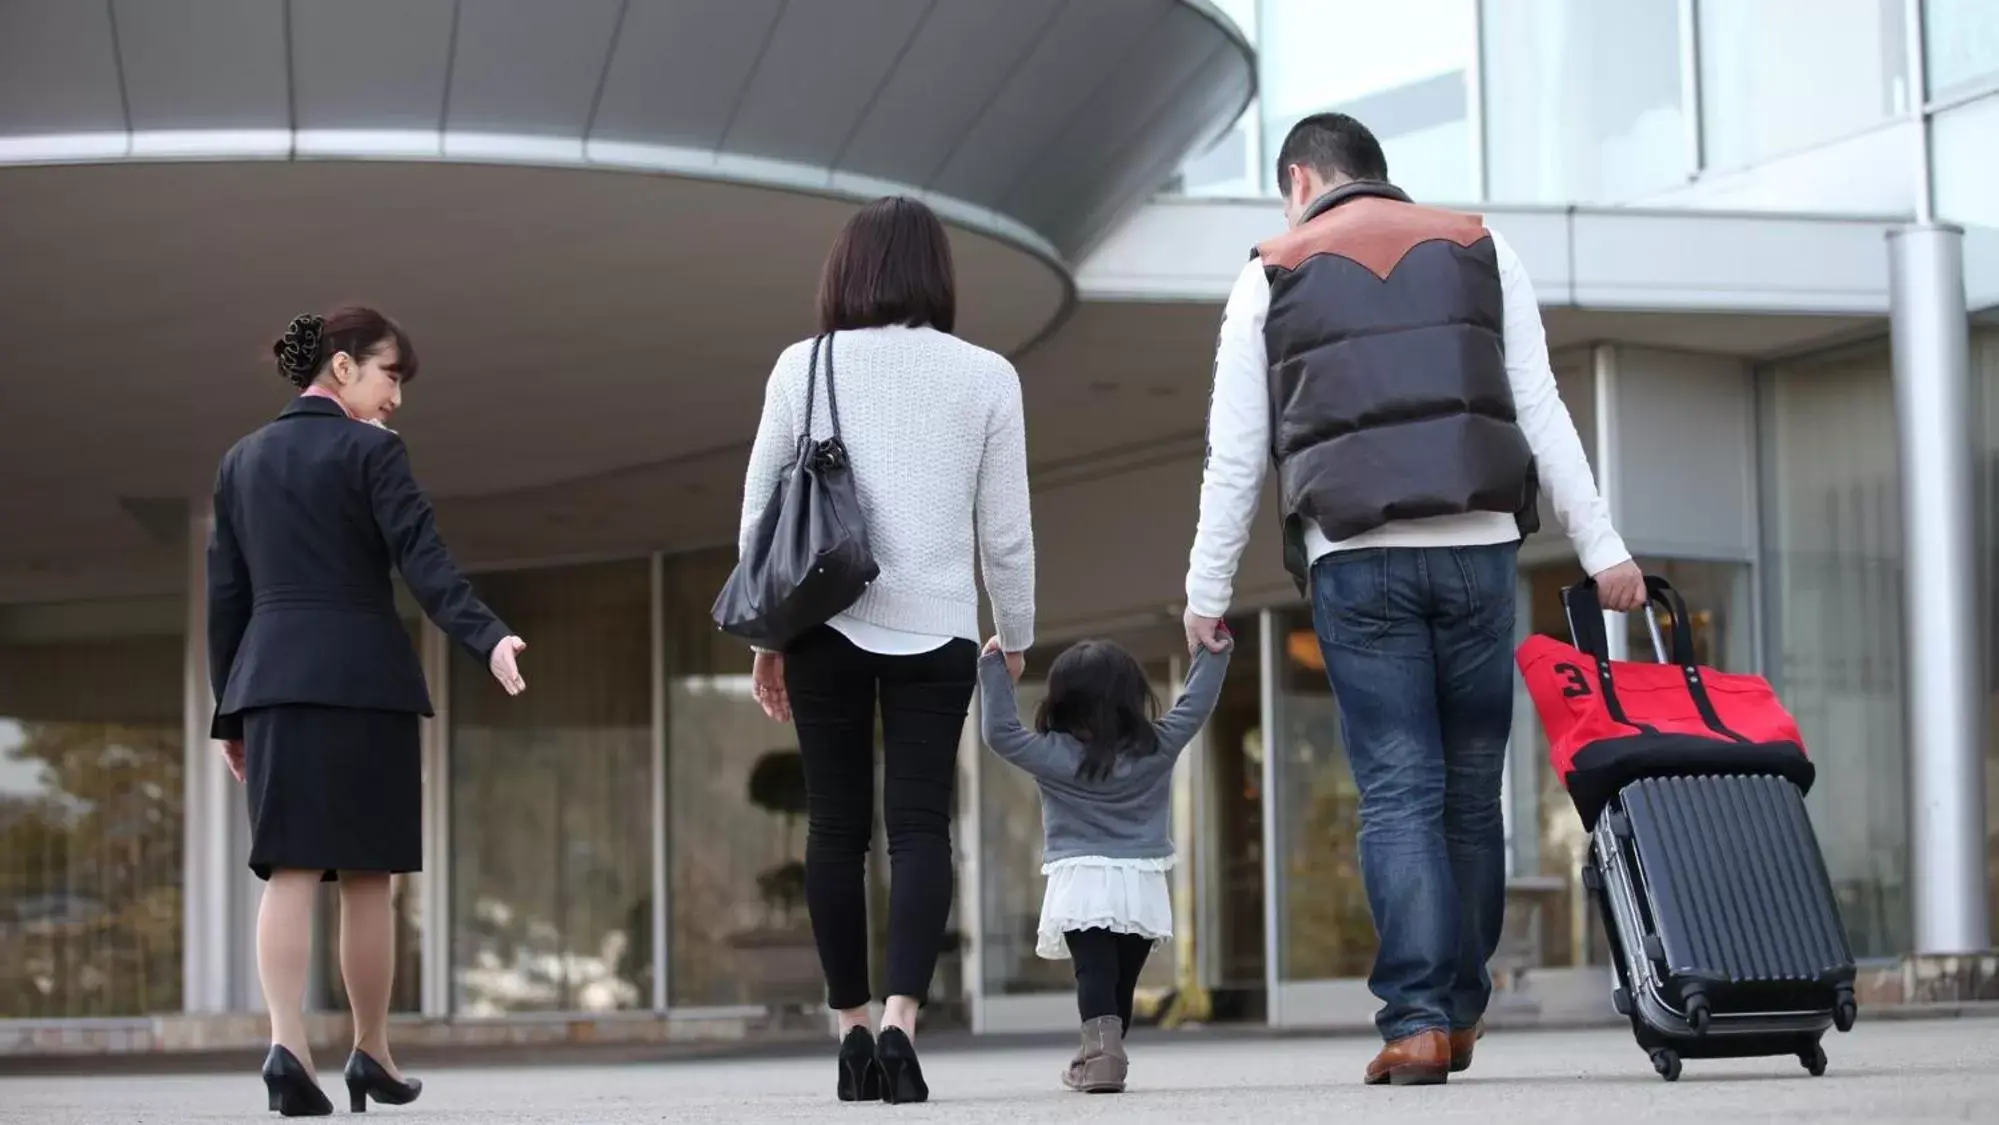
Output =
[{"x1": 300, "y1": 384, "x2": 358, "y2": 420}]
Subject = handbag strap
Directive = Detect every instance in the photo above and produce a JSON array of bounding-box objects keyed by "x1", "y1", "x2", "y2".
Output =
[
  {"x1": 1563, "y1": 575, "x2": 1748, "y2": 743},
  {"x1": 802, "y1": 332, "x2": 845, "y2": 443}
]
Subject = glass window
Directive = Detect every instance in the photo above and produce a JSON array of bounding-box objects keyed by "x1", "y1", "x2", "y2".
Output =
[
  {"x1": 663, "y1": 549, "x2": 872, "y2": 1009},
  {"x1": 315, "y1": 616, "x2": 427, "y2": 1015},
  {"x1": 1176, "y1": 111, "x2": 1262, "y2": 198},
  {"x1": 1697, "y1": 0, "x2": 1909, "y2": 172},
  {"x1": 1203, "y1": 613, "x2": 1268, "y2": 992},
  {"x1": 1925, "y1": 0, "x2": 1999, "y2": 99},
  {"x1": 0, "y1": 596, "x2": 184, "y2": 1017},
  {"x1": 1972, "y1": 328, "x2": 1998, "y2": 945},
  {"x1": 1272, "y1": 607, "x2": 1376, "y2": 981},
  {"x1": 979, "y1": 676, "x2": 1065, "y2": 996},
  {"x1": 449, "y1": 561, "x2": 653, "y2": 1015},
  {"x1": 1257, "y1": 0, "x2": 1477, "y2": 201},
  {"x1": 1174, "y1": 0, "x2": 1261, "y2": 197},
  {"x1": 1481, "y1": 0, "x2": 1688, "y2": 203},
  {"x1": 1932, "y1": 93, "x2": 1999, "y2": 230},
  {"x1": 1759, "y1": 343, "x2": 1909, "y2": 959}
]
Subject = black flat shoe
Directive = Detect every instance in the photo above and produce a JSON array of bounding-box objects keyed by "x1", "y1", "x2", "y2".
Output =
[
  {"x1": 261, "y1": 1045, "x2": 333, "y2": 1117},
  {"x1": 344, "y1": 1049, "x2": 423, "y2": 1113},
  {"x1": 876, "y1": 1026, "x2": 928, "y2": 1105},
  {"x1": 836, "y1": 1026, "x2": 882, "y2": 1101}
]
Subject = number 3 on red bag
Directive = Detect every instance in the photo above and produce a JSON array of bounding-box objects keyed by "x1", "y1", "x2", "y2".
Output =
[{"x1": 1554, "y1": 662, "x2": 1592, "y2": 699}]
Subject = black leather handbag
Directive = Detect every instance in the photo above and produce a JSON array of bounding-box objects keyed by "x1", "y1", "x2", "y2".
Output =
[{"x1": 712, "y1": 333, "x2": 879, "y2": 649}]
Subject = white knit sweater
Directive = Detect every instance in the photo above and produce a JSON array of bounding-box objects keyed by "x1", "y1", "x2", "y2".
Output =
[{"x1": 737, "y1": 325, "x2": 1036, "y2": 652}]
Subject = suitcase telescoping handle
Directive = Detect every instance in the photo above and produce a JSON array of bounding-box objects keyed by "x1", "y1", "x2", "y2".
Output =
[{"x1": 1562, "y1": 575, "x2": 1696, "y2": 666}]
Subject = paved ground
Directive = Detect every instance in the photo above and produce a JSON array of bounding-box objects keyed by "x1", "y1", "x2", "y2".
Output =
[{"x1": 4, "y1": 1018, "x2": 1997, "y2": 1124}]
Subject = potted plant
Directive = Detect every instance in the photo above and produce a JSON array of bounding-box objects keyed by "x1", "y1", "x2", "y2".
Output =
[{"x1": 727, "y1": 749, "x2": 821, "y2": 1002}]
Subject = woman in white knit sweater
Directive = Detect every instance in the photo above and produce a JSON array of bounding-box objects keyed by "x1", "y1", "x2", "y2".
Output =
[{"x1": 738, "y1": 197, "x2": 1036, "y2": 1104}]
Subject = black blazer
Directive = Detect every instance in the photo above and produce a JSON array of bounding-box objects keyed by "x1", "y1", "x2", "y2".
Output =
[{"x1": 206, "y1": 396, "x2": 510, "y2": 739}]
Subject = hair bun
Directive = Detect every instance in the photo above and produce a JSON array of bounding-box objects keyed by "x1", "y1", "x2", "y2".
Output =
[{"x1": 273, "y1": 313, "x2": 325, "y2": 385}]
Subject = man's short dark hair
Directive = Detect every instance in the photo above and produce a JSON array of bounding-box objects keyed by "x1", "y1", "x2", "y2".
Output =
[
  {"x1": 1275, "y1": 113, "x2": 1389, "y2": 195},
  {"x1": 818, "y1": 196, "x2": 957, "y2": 335}
]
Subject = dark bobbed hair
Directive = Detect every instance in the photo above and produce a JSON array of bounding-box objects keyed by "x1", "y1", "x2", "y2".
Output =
[
  {"x1": 272, "y1": 305, "x2": 419, "y2": 390},
  {"x1": 817, "y1": 196, "x2": 957, "y2": 335},
  {"x1": 1035, "y1": 639, "x2": 1160, "y2": 782},
  {"x1": 1275, "y1": 112, "x2": 1390, "y2": 196}
]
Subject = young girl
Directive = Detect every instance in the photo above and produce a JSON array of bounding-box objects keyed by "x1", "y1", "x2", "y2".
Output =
[{"x1": 978, "y1": 631, "x2": 1231, "y2": 1093}]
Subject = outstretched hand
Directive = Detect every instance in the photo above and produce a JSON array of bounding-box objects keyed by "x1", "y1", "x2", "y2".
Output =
[
  {"x1": 489, "y1": 635, "x2": 528, "y2": 695},
  {"x1": 983, "y1": 636, "x2": 1025, "y2": 682}
]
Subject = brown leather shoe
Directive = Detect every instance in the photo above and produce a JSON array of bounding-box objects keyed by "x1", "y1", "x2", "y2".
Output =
[
  {"x1": 1449, "y1": 1022, "x2": 1485, "y2": 1073},
  {"x1": 1364, "y1": 1029, "x2": 1450, "y2": 1086}
]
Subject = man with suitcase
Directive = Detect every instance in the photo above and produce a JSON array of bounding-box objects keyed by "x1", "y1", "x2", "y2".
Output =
[{"x1": 1181, "y1": 113, "x2": 1645, "y2": 1085}]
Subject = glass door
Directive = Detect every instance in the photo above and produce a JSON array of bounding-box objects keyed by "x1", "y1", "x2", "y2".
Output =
[{"x1": 1195, "y1": 612, "x2": 1268, "y2": 1019}]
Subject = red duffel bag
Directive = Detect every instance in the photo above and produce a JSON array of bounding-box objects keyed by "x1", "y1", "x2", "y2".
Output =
[{"x1": 1517, "y1": 575, "x2": 1815, "y2": 828}]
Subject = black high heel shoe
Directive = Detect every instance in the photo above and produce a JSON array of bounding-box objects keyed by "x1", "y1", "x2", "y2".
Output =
[
  {"x1": 836, "y1": 1026, "x2": 882, "y2": 1101},
  {"x1": 261, "y1": 1045, "x2": 333, "y2": 1117},
  {"x1": 344, "y1": 1049, "x2": 423, "y2": 1113},
  {"x1": 875, "y1": 1026, "x2": 929, "y2": 1105}
]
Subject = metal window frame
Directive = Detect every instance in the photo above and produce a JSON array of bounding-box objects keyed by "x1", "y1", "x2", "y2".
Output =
[
  {"x1": 649, "y1": 552, "x2": 670, "y2": 1013},
  {"x1": 1467, "y1": 0, "x2": 1489, "y2": 200},
  {"x1": 1680, "y1": 0, "x2": 1707, "y2": 177}
]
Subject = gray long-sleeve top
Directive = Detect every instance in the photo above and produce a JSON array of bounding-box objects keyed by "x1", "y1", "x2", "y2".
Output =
[{"x1": 978, "y1": 644, "x2": 1231, "y2": 863}]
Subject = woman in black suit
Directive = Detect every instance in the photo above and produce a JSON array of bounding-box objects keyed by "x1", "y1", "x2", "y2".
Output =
[{"x1": 208, "y1": 307, "x2": 527, "y2": 1117}]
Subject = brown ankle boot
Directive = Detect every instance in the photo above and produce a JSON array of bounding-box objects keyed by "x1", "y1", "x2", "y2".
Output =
[
  {"x1": 1364, "y1": 1029, "x2": 1450, "y2": 1086},
  {"x1": 1449, "y1": 1022, "x2": 1485, "y2": 1073},
  {"x1": 1061, "y1": 1016, "x2": 1128, "y2": 1093}
]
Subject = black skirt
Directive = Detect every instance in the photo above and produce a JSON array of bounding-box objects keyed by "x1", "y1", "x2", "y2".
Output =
[{"x1": 242, "y1": 704, "x2": 422, "y2": 881}]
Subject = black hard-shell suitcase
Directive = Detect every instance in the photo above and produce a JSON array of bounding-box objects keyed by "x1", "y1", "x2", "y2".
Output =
[{"x1": 1582, "y1": 613, "x2": 1858, "y2": 1081}]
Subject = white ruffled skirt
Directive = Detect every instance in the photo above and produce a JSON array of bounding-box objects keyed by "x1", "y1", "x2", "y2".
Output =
[{"x1": 1034, "y1": 855, "x2": 1175, "y2": 960}]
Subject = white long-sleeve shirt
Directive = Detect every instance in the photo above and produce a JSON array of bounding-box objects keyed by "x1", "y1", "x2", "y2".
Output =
[
  {"x1": 739, "y1": 326, "x2": 1036, "y2": 652},
  {"x1": 1185, "y1": 227, "x2": 1629, "y2": 618}
]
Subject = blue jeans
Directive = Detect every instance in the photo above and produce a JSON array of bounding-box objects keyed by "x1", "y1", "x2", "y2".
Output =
[{"x1": 1310, "y1": 543, "x2": 1517, "y2": 1042}]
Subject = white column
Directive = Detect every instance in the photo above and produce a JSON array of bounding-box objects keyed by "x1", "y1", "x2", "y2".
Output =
[
  {"x1": 1888, "y1": 223, "x2": 1992, "y2": 954},
  {"x1": 182, "y1": 509, "x2": 261, "y2": 1012},
  {"x1": 1257, "y1": 609, "x2": 1283, "y2": 1025},
  {"x1": 1591, "y1": 344, "x2": 1631, "y2": 662},
  {"x1": 182, "y1": 509, "x2": 226, "y2": 1012}
]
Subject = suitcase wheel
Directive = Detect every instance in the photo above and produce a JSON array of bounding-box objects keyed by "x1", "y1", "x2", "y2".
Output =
[
  {"x1": 1800, "y1": 1042, "x2": 1828, "y2": 1077},
  {"x1": 1834, "y1": 990, "x2": 1858, "y2": 1033},
  {"x1": 1650, "y1": 1049, "x2": 1681, "y2": 1082},
  {"x1": 1684, "y1": 992, "x2": 1711, "y2": 1035}
]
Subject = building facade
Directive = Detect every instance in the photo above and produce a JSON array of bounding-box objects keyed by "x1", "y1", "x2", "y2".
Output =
[{"x1": 0, "y1": 0, "x2": 1993, "y2": 1042}]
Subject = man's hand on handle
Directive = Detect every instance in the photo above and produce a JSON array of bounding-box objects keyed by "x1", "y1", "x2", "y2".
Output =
[
  {"x1": 489, "y1": 635, "x2": 529, "y2": 695},
  {"x1": 222, "y1": 740, "x2": 246, "y2": 783},
  {"x1": 982, "y1": 636, "x2": 1025, "y2": 682},
  {"x1": 1592, "y1": 559, "x2": 1647, "y2": 613},
  {"x1": 1183, "y1": 608, "x2": 1231, "y2": 656}
]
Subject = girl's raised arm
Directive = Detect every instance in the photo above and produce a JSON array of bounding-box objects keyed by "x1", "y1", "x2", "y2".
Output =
[{"x1": 978, "y1": 649, "x2": 1072, "y2": 781}]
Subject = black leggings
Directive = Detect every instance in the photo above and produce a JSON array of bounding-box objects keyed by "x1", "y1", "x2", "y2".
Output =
[
  {"x1": 784, "y1": 627, "x2": 978, "y2": 1010},
  {"x1": 1064, "y1": 928, "x2": 1153, "y2": 1032}
]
